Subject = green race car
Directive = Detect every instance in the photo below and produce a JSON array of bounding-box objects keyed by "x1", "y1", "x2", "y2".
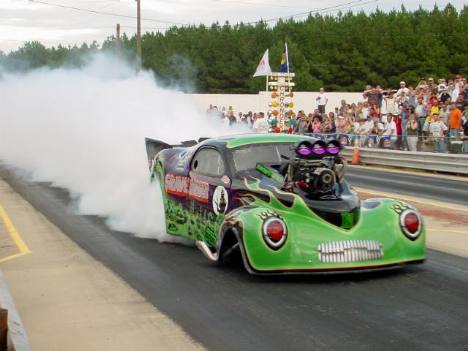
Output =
[{"x1": 145, "y1": 134, "x2": 425, "y2": 274}]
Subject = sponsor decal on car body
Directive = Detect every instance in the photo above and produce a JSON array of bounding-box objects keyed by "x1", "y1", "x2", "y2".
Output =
[
  {"x1": 213, "y1": 186, "x2": 229, "y2": 215},
  {"x1": 165, "y1": 174, "x2": 189, "y2": 197},
  {"x1": 189, "y1": 179, "x2": 210, "y2": 203}
]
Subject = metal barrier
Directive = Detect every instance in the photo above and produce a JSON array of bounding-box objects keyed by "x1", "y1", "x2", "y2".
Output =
[{"x1": 341, "y1": 147, "x2": 468, "y2": 175}]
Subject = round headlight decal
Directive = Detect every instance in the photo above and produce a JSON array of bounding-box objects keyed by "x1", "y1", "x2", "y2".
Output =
[
  {"x1": 400, "y1": 209, "x2": 422, "y2": 240},
  {"x1": 262, "y1": 217, "x2": 287, "y2": 250}
]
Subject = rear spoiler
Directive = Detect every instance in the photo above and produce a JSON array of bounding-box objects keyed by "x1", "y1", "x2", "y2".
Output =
[
  {"x1": 145, "y1": 138, "x2": 172, "y2": 165},
  {"x1": 145, "y1": 137, "x2": 210, "y2": 165}
]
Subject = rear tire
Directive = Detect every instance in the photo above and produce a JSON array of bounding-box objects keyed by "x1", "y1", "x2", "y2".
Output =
[{"x1": 218, "y1": 230, "x2": 242, "y2": 266}]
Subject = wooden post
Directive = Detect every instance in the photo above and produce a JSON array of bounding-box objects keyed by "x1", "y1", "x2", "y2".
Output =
[
  {"x1": 135, "y1": 0, "x2": 142, "y2": 66},
  {"x1": 116, "y1": 23, "x2": 121, "y2": 53}
]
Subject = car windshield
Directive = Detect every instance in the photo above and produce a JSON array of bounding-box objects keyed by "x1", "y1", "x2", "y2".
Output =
[{"x1": 232, "y1": 143, "x2": 293, "y2": 172}]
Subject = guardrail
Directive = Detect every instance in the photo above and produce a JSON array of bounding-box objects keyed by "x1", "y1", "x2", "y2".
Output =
[{"x1": 341, "y1": 147, "x2": 468, "y2": 175}]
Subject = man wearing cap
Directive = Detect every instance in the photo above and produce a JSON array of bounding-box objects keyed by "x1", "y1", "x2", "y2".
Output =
[
  {"x1": 316, "y1": 87, "x2": 328, "y2": 114},
  {"x1": 396, "y1": 81, "x2": 410, "y2": 97},
  {"x1": 427, "y1": 77, "x2": 436, "y2": 93},
  {"x1": 429, "y1": 113, "x2": 448, "y2": 152}
]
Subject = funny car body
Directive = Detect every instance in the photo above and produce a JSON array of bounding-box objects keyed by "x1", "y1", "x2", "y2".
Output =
[{"x1": 145, "y1": 134, "x2": 425, "y2": 274}]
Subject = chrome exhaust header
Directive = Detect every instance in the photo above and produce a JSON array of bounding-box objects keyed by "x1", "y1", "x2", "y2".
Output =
[{"x1": 195, "y1": 241, "x2": 219, "y2": 262}]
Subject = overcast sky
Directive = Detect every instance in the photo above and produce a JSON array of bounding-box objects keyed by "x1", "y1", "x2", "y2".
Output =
[{"x1": 0, "y1": 0, "x2": 466, "y2": 52}]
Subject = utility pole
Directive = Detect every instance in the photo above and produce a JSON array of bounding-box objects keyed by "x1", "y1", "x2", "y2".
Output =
[
  {"x1": 136, "y1": 0, "x2": 142, "y2": 66},
  {"x1": 115, "y1": 23, "x2": 121, "y2": 54}
]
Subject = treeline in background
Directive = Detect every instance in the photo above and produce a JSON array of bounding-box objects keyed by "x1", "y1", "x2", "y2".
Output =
[{"x1": 1, "y1": 4, "x2": 467, "y2": 93}]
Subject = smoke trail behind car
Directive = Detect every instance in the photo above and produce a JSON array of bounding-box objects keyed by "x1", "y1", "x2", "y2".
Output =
[{"x1": 0, "y1": 54, "x2": 241, "y2": 241}]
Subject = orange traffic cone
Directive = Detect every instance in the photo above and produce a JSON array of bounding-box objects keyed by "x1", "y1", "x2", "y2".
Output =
[{"x1": 351, "y1": 145, "x2": 361, "y2": 165}]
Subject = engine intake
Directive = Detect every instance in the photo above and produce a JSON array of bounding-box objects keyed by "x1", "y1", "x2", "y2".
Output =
[{"x1": 282, "y1": 140, "x2": 344, "y2": 197}]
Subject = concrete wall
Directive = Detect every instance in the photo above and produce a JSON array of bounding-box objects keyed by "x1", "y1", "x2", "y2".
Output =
[{"x1": 190, "y1": 91, "x2": 363, "y2": 115}]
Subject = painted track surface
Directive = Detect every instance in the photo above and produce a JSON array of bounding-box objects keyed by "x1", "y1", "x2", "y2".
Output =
[
  {"x1": 1, "y1": 168, "x2": 468, "y2": 351},
  {"x1": 347, "y1": 167, "x2": 468, "y2": 206}
]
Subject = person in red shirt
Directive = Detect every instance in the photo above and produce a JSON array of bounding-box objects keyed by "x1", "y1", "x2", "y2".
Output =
[
  {"x1": 393, "y1": 113, "x2": 402, "y2": 149},
  {"x1": 448, "y1": 104, "x2": 462, "y2": 139},
  {"x1": 427, "y1": 94, "x2": 439, "y2": 110}
]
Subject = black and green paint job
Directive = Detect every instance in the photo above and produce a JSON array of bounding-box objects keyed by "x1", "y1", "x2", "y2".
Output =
[{"x1": 149, "y1": 134, "x2": 425, "y2": 274}]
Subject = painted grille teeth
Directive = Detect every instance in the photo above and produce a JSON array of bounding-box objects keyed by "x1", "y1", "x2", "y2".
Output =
[{"x1": 318, "y1": 240, "x2": 383, "y2": 263}]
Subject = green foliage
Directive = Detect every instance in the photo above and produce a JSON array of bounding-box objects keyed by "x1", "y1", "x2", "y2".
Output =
[{"x1": 1, "y1": 4, "x2": 467, "y2": 92}]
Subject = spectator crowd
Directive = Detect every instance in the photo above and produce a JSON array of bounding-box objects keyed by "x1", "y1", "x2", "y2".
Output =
[{"x1": 206, "y1": 75, "x2": 468, "y2": 153}]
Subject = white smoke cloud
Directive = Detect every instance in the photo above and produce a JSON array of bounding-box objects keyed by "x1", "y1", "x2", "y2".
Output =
[{"x1": 0, "y1": 53, "x2": 244, "y2": 241}]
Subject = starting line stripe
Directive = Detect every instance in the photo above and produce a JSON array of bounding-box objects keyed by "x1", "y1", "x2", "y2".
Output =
[
  {"x1": 0, "y1": 203, "x2": 31, "y2": 262},
  {"x1": 354, "y1": 186, "x2": 468, "y2": 214}
]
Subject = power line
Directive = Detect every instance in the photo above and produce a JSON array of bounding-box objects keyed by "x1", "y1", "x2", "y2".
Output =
[
  {"x1": 246, "y1": 0, "x2": 376, "y2": 24},
  {"x1": 320, "y1": 0, "x2": 380, "y2": 15},
  {"x1": 28, "y1": 0, "x2": 189, "y2": 25},
  {"x1": 28, "y1": 0, "x2": 382, "y2": 27},
  {"x1": 16, "y1": 0, "x2": 387, "y2": 43},
  {"x1": 215, "y1": 0, "x2": 318, "y2": 10}
]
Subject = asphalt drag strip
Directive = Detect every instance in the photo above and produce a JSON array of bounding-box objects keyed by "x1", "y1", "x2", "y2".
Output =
[
  {"x1": 1, "y1": 167, "x2": 468, "y2": 351},
  {"x1": 347, "y1": 166, "x2": 468, "y2": 206}
]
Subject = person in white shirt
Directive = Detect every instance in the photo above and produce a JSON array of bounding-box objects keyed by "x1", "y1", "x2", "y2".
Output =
[
  {"x1": 382, "y1": 114, "x2": 397, "y2": 136},
  {"x1": 439, "y1": 103, "x2": 450, "y2": 124},
  {"x1": 316, "y1": 87, "x2": 328, "y2": 114},
  {"x1": 384, "y1": 91, "x2": 400, "y2": 116},
  {"x1": 396, "y1": 91, "x2": 409, "y2": 107},
  {"x1": 451, "y1": 85, "x2": 460, "y2": 102},
  {"x1": 361, "y1": 102, "x2": 370, "y2": 120},
  {"x1": 428, "y1": 113, "x2": 448, "y2": 153},
  {"x1": 367, "y1": 120, "x2": 384, "y2": 147},
  {"x1": 396, "y1": 81, "x2": 410, "y2": 97},
  {"x1": 253, "y1": 112, "x2": 270, "y2": 134},
  {"x1": 355, "y1": 118, "x2": 369, "y2": 134},
  {"x1": 364, "y1": 115, "x2": 374, "y2": 132},
  {"x1": 354, "y1": 118, "x2": 369, "y2": 147},
  {"x1": 437, "y1": 79, "x2": 447, "y2": 94},
  {"x1": 380, "y1": 114, "x2": 397, "y2": 148}
]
